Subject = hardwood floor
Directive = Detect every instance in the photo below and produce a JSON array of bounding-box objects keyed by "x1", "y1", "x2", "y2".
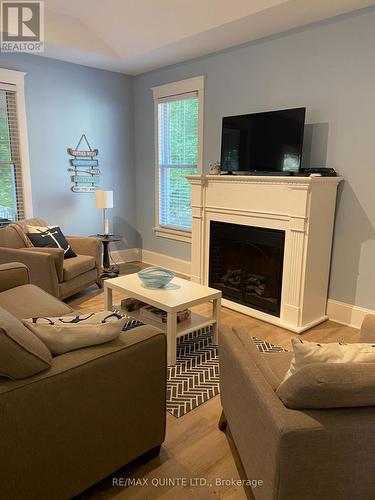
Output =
[{"x1": 69, "y1": 263, "x2": 359, "y2": 500}]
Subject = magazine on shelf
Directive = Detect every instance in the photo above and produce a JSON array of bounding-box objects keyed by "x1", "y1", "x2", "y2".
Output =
[
  {"x1": 120, "y1": 297, "x2": 146, "y2": 312},
  {"x1": 139, "y1": 305, "x2": 191, "y2": 324}
]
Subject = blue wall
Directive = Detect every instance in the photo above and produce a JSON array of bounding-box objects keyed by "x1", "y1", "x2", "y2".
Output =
[
  {"x1": 1, "y1": 8, "x2": 375, "y2": 309},
  {"x1": 133, "y1": 8, "x2": 375, "y2": 309},
  {"x1": 0, "y1": 53, "x2": 138, "y2": 249}
]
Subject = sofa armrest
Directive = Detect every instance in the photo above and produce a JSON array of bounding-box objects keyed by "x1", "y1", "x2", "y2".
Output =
[
  {"x1": 66, "y1": 236, "x2": 101, "y2": 267},
  {"x1": 359, "y1": 314, "x2": 375, "y2": 343},
  {"x1": 0, "y1": 247, "x2": 59, "y2": 297},
  {"x1": 0, "y1": 326, "x2": 166, "y2": 500},
  {"x1": 23, "y1": 247, "x2": 64, "y2": 282},
  {"x1": 0, "y1": 262, "x2": 30, "y2": 292}
]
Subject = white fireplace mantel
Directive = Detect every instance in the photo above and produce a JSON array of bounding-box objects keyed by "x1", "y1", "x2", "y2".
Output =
[{"x1": 187, "y1": 174, "x2": 343, "y2": 333}]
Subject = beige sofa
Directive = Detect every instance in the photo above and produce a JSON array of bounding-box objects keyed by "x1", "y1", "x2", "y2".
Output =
[
  {"x1": 0, "y1": 262, "x2": 166, "y2": 500},
  {"x1": 219, "y1": 323, "x2": 375, "y2": 500},
  {"x1": 0, "y1": 218, "x2": 101, "y2": 299}
]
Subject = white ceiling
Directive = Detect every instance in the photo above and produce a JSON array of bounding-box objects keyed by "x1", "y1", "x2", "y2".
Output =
[{"x1": 42, "y1": 0, "x2": 373, "y2": 75}]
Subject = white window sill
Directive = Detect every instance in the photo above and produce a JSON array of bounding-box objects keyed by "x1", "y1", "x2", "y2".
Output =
[{"x1": 153, "y1": 226, "x2": 192, "y2": 243}]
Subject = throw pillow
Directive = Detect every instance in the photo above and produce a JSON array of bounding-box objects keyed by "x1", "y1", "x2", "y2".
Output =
[
  {"x1": 277, "y1": 362, "x2": 375, "y2": 409},
  {"x1": 283, "y1": 338, "x2": 375, "y2": 381},
  {"x1": 23, "y1": 311, "x2": 126, "y2": 355},
  {"x1": 0, "y1": 305, "x2": 52, "y2": 380},
  {"x1": 26, "y1": 225, "x2": 76, "y2": 259}
]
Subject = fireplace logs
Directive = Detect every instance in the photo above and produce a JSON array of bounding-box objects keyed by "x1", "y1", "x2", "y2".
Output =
[
  {"x1": 244, "y1": 273, "x2": 269, "y2": 297},
  {"x1": 218, "y1": 270, "x2": 270, "y2": 297},
  {"x1": 221, "y1": 269, "x2": 241, "y2": 288}
]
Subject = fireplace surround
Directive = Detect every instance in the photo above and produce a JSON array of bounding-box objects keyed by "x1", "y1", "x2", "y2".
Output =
[{"x1": 187, "y1": 174, "x2": 342, "y2": 333}]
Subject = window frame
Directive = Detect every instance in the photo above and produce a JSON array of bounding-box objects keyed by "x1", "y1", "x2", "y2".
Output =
[
  {"x1": 152, "y1": 76, "x2": 204, "y2": 243},
  {"x1": 0, "y1": 68, "x2": 32, "y2": 220}
]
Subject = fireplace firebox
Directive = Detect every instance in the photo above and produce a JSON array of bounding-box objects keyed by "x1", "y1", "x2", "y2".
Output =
[{"x1": 209, "y1": 221, "x2": 285, "y2": 316}]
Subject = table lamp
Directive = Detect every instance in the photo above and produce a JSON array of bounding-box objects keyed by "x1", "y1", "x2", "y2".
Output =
[{"x1": 95, "y1": 190, "x2": 113, "y2": 236}]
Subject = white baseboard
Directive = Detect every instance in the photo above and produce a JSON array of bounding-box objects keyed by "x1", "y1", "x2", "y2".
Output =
[
  {"x1": 326, "y1": 299, "x2": 375, "y2": 329},
  {"x1": 110, "y1": 248, "x2": 142, "y2": 264},
  {"x1": 141, "y1": 249, "x2": 191, "y2": 276},
  {"x1": 111, "y1": 247, "x2": 191, "y2": 276},
  {"x1": 110, "y1": 247, "x2": 373, "y2": 329}
]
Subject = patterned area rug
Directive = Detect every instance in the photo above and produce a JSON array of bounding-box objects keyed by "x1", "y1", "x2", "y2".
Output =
[
  {"x1": 123, "y1": 320, "x2": 286, "y2": 418},
  {"x1": 167, "y1": 327, "x2": 218, "y2": 418}
]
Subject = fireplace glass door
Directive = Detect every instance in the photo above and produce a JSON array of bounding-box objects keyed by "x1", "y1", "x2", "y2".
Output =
[{"x1": 209, "y1": 221, "x2": 285, "y2": 316}]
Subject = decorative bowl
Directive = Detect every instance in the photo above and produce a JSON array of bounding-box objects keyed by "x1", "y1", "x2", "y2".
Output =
[{"x1": 137, "y1": 266, "x2": 176, "y2": 288}]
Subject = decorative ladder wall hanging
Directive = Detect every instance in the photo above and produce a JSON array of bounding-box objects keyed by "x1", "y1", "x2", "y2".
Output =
[{"x1": 67, "y1": 134, "x2": 100, "y2": 193}]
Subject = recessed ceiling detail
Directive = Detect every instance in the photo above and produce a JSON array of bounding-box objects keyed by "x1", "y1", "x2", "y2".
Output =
[{"x1": 38, "y1": 0, "x2": 375, "y2": 74}]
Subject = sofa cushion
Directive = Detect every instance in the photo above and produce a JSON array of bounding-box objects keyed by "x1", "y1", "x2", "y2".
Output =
[
  {"x1": 277, "y1": 362, "x2": 375, "y2": 409},
  {"x1": 23, "y1": 311, "x2": 126, "y2": 355},
  {"x1": 0, "y1": 306, "x2": 52, "y2": 379},
  {"x1": 59, "y1": 269, "x2": 98, "y2": 299},
  {"x1": 0, "y1": 284, "x2": 73, "y2": 319},
  {"x1": 63, "y1": 255, "x2": 95, "y2": 281},
  {"x1": 284, "y1": 338, "x2": 375, "y2": 381}
]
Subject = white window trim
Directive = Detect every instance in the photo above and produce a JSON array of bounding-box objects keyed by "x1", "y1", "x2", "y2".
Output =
[
  {"x1": 152, "y1": 75, "x2": 204, "y2": 243},
  {"x1": 0, "y1": 68, "x2": 33, "y2": 218}
]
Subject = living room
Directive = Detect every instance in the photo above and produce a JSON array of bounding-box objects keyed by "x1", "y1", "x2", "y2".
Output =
[{"x1": 0, "y1": 2, "x2": 375, "y2": 499}]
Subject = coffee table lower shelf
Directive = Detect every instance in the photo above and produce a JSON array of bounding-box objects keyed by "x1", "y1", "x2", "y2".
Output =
[
  {"x1": 105, "y1": 274, "x2": 221, "y2": 365},
  {"x1": 115, "y1": 306, "x2": 216, "y2": 338}
]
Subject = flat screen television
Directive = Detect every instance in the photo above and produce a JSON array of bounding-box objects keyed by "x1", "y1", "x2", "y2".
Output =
[{"x1": 220, "y1": 107, "x2": 306, "y2": 174}]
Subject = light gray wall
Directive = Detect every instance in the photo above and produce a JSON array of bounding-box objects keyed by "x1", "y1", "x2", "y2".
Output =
[
  {"x1": 134, "y1": 7, "x2": 375, "y2": 309},
  {"x1": 0, "y1": 53, "x2": 138, "y2": 250}
]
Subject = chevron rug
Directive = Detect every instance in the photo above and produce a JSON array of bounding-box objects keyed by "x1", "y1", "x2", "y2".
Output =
[
  {"x1": 167, "y1": 327, "x2": 218, "y2": 418},
  {"x1": 122, "y1": 320, "x2": 285, "y2": 418},
  {"x1": 166, "y1": 327, "x2": 286, "y2": 418}
]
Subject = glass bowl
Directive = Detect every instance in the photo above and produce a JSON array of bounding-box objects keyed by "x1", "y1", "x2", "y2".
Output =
[{"x1": 137, "y1": 266, "x2": 176, "y2": 288}]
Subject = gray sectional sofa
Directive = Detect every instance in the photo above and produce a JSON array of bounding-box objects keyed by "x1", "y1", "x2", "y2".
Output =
[
  {"x1": 219, "y1": 323, "x2": 375, "y2": 500},
  {"x1": 0, "y1": 262, "x2": 166, "y2": 500}
]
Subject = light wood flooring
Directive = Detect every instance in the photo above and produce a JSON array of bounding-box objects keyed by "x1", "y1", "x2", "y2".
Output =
[{"x1": 68, "y1": 263, "x2": 359, "y2": 500}]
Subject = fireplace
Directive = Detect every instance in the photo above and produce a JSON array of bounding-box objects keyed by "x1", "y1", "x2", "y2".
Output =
[
  {"x1": 209, "y1": 221, "x2": 285, "y2": 316},
  {"x1": 187, "y1": 174, "x2": 342, "y2": 332}
]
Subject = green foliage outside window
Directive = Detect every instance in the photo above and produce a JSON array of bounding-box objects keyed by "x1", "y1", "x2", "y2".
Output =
[
  {"x1": 0, "y1": 90, "x2": 15, "y2": 213},
  {"x1": 159, "y1": 97, "x2": 199, "y2": 229}
]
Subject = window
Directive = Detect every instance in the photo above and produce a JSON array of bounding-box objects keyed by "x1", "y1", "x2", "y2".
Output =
[
  {"x1": 0, "y1": 69, "x2": 32, "y2": 224},
  {"x1": 0, "y1": 89, "x2": 22, "y2": 221},
  {"x1": 153, "y1": 76, "x2": 204, "y2": 242}
]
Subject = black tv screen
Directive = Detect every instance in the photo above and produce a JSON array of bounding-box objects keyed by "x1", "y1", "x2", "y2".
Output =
[{"x1": 220, "y1": 107, "x2": 306, "y2": 173}]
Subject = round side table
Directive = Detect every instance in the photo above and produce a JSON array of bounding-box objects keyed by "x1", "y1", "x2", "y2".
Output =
[{"x1": 92, "y1": 234, "x2": 121, "y2": 279}]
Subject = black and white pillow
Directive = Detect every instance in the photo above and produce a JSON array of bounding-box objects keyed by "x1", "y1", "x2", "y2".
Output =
[
  {"x1": 26, "y1": 225, "x2": 77, "y2": 259},
  {"x1": 23, "y1": 311, "x2": 126, "y2": 355}
]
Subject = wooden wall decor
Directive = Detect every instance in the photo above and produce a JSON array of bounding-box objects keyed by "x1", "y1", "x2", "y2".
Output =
[{"x1": 67, "y1": 134, "x2": 100, "y2": 193}]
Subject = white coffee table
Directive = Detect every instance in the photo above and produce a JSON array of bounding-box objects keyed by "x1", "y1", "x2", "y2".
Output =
[{"x1": 104, "y1": 273, "x2": 222, "y2": 365}]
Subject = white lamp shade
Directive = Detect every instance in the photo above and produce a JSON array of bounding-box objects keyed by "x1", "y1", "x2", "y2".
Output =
[{"x1": 95, "y1": 190, "x2": 113, "y2": 209}]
